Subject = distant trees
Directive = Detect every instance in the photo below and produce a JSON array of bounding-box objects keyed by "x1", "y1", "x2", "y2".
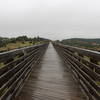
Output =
[
  {"x1": 16, "y1": 36, "x2": 29, "y2": 41},
  {"x1": 0, "y1": 36, "x2": 50, "y2": 48}
]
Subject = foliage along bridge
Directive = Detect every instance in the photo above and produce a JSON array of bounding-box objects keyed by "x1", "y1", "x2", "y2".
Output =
[{"x1": 0, "y1": 42, "x2": 100, "y2": 100}]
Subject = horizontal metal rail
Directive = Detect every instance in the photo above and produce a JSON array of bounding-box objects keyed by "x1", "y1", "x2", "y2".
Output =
[
  {"x1": 0, "y1": 43, "x2": 49, "y2": 100},
  {"x1": 53, "y1": 43, "x2": 100, "y2": 100}
]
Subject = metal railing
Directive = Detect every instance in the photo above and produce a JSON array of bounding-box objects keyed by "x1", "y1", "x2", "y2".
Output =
[
  {"x1": 0, "y1": 43, "x2": 48, "y2": 100},
  {"x1": 53, "y1": 43, "x2": 100, "y2": 100}
]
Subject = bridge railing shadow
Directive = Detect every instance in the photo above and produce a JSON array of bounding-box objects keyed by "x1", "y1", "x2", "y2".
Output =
[{"x1": 53, "y1": 43, "x2": 100, "y2": 100}]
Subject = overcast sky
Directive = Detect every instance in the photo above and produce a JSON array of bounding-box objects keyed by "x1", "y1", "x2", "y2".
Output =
[{"x1": 0, "y1": 0, "x2": 100, "y2": 40}]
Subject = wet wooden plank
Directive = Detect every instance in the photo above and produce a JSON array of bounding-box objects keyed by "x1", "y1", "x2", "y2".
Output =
[{"x1": 15, "y1": 44, "x2": 86, "y2": 100}]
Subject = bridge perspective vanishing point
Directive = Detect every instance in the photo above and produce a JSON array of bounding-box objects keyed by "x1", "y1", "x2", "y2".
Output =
[{"x1": 0, "y1": 42, "x2": 100, "y2": 100}]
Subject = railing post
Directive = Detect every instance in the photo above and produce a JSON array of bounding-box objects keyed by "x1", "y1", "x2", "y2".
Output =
[{"x1": 90, "y1": 57, "x2": 98, "y2": 72}]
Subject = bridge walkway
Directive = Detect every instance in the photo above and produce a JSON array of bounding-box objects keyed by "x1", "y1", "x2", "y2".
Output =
[{"x1": 16, "y1": 44, "x2": 86, "y2": 100}]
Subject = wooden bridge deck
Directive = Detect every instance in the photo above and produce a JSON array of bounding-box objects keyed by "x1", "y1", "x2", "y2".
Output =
[{"x1": 16, "y1": 44, "x2": 86, "y2": 100}]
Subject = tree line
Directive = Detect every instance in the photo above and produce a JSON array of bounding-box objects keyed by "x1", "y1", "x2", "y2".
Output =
[{"x1": 0, "y1": 36, "x2": 50, "y2": 48}]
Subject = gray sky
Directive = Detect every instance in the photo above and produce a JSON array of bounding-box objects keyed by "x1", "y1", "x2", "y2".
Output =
[{"x1": 0, "y1": 0, "x2": 100, "y2": 40}]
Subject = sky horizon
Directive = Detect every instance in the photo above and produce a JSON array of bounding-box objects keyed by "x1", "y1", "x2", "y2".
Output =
[
  {"x1": 0, "y1": 0, "x2": 100, "y2": 40},
  {"x1": 1, "y1": 34, "x2": 100, "y2": 41}
]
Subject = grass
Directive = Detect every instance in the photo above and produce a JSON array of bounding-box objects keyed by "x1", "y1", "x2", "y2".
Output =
[
  {"x1": 96, "y1": 81, "x2": 100, "y2": 85},
  {"x1": 0, "y1": 41, "x2": 33, "y2": 52},
  {"x1": 0, "y1": 62, "x2": 4, "y2": 68},
  {"x1": 14, "y1": 55, "x2": 21, "y2": 61},
  {"x1": 83, "y1": 56, "x2": 90, "y2": 62}
]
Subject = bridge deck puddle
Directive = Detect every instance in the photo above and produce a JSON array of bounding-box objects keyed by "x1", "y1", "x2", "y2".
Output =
[{"x1": 16, "y1": 44, "x2": 86, "y2": 100}]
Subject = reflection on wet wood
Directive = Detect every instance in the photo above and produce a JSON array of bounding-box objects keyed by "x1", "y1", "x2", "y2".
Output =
[{"x1": 16, "y1": 44, "x2": 86, "y2": 100}]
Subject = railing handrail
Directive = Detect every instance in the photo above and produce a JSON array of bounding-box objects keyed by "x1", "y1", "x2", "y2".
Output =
[
  {"x1": 54, "y1": 43, "x2": 100, "y2": 61},
  {"x1": 0, "y1": 44, "x2": 44, "y2": 55},
  {"x1": 0, "y1": 43, "x2": 46, "y2": 63}
]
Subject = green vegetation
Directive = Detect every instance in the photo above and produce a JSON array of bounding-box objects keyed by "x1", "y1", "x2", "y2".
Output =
[
  {"x1": 0, "y1": 41, "x2": 32, "y2": 52},
  {"x1": 0, "y1": 36, "x2": 50, "y2": 53},
  {"x1": 58, "y1": 38, "x2": 100, "y2": 51},
  {"x1": 0, "y1": 62, "x2": 4, "y2": 68}
]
